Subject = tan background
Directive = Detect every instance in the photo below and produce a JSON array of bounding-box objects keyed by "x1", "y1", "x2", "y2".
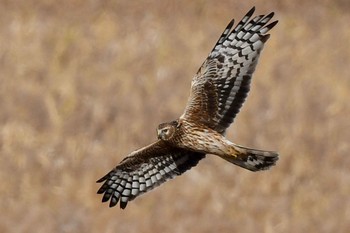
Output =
[{"x1": 1, "y1": 0, "x2": 349, "y2": 232}]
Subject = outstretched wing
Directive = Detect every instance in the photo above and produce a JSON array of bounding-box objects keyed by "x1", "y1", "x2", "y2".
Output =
[
  {"x1": 181, "y1": 7, "x2": 278, "y2": 134},
  {"x1": 97, "y1": 140, "x2": 205, "y2": 209}
]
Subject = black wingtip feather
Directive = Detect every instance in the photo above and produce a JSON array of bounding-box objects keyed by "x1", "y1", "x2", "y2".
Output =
[
  {"x1": 120, "y1": 201, "x2": 127, "y2": 209},
  {"x1": 247, "y1": 7, "x2": 256, "y2": 16},
  {"x1": 102, "y1": 193, "x2": 111, "y2": 203},
  {"x1": 109, "y1": 197, "x2": 119, "y2": 207},
  {"x1": 96, "y1": 173, "x2": 110, "y2": 183},
  {"x1": 227, "y1": 18, "x2": 235, "y2": 28},
  {"x1": 97, "y1": 186, "x2": 106, "y2": 194},
  {"x1": 265, "y1": 20, "x2": 279, "y2": 31},
  {"x1": 260, "y1": 34, "x2": 271, "y2": 43},
  {"x1": 263, "y1": 11, "x2": 275, "y2": 20}
]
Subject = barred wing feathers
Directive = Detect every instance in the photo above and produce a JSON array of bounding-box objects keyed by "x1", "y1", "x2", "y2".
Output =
[
  {"x1": 97, "y1": 140, "x2": 205, "y2": 209},
  {"x1": 182, "y1": 7, "x2": 278, "y2": 134}
]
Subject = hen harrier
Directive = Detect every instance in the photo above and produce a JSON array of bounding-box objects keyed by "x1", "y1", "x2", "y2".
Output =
[{"x1": 97, "y1": 7, "x2": 279, "y2": 209}]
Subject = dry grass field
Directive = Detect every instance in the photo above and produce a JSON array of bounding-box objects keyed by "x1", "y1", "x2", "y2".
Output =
[{"x1": 1, "y1": 0, "x2": 350, "y2": 232}]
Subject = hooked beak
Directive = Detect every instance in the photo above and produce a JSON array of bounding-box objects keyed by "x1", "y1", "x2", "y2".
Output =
[{"x1": 157, "y1": 129, "x2": 162, "y2": 139}]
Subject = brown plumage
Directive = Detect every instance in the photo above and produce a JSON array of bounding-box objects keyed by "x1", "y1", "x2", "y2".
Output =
[{"x1": 97, "y1": 7, "x2": 279, "y2": 209}]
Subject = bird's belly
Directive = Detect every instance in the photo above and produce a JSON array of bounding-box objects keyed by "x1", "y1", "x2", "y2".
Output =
[{"x1": 177, "y1": 128, "x2": 231, "y2": 156}]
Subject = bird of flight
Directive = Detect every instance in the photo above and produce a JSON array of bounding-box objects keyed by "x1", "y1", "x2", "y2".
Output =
[{"x1": 97, "y1": 7, "x2": 279, "y2": 209}]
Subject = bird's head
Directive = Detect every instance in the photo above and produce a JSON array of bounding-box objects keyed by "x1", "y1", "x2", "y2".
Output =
[{"x1": 157, "y1": 120, "x2": 181, "y2": 141}]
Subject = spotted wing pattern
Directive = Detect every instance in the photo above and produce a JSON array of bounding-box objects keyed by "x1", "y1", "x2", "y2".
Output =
[
  {"x1": 97, "y1": 140, "x2": 205, "y2": 209},
  {"x1": 182, "y1": 7, "x2": 278, "y2": 134}
]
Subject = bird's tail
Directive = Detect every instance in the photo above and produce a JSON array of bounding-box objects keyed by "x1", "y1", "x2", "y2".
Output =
[{"x1": 220, "y1": 143, "x2": 279, "y2": 171}]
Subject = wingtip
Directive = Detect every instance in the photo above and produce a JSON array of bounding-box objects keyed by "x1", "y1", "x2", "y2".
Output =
[
  {"x1": 268, "y1": 20, "x2": 279, "y2": 29},
  {"x1": 96, "y1": 173, "x2": 109, "y2": 183},
  {"x1": 247, "y1": 6, "x2": 256, "y2": 17},
  {"x1": 97, "y1": 168, "x2": 117, "y2": 183},
  {"x1": 260, "y1": 20, "x2": 278, "y2": 41},
  {"x1": 102, "y1": 193, "x2": 111, "y2": 203},
  {"x1": 109, "y1": 197, "x2": 119, "y2": 207},
  {"x1": 120, "y1": 201, "x2": 128, "y2": 209},
  {"x1": 265, "y1": 11, "x2": 275, "y2": 20},
  {"x1": 97, "y1": 187, "x2": 105, "y2": 194},
  {"x1": 96, "y1": 177, "x2": 105, "y2": 183},
  {"x1": 227, "y1": 18, "x2": 235, "y2": 28}
]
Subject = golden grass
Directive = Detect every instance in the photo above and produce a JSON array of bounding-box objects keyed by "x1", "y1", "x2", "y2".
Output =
[{"x1": 1, "y1": 1, "x2": 349, "y2": 232}]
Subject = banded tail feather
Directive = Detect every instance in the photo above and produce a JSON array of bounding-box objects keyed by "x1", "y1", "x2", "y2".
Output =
[{"x1": 220, "y1": 143, "x2": 279, "y2": 171}]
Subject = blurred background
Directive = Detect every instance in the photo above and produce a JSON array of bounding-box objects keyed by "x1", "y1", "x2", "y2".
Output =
[{"x1": 1, "y1": 0, "x2": 349, "y2": 232}]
